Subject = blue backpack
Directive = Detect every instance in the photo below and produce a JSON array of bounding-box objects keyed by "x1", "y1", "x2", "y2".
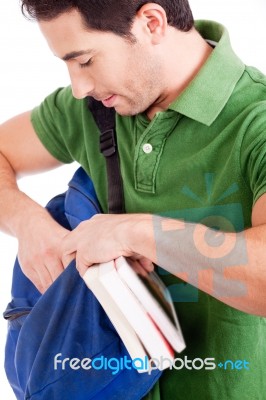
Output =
[
  {"x1": 3, "y1": 97, "x2": 162, "y2": 399},
  {"x1": 3, "y1": 167, "x2": 161, "y2": 399}
]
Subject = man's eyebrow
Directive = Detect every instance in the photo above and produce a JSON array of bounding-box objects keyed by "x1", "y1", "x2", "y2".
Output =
[{"x1": 62, "y1": 49, "x2": 93, "y2": 61}]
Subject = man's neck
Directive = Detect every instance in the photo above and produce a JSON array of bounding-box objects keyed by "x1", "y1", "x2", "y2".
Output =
[{"x1": 146, "y1": 27, "x2": 213, "y2": 120}]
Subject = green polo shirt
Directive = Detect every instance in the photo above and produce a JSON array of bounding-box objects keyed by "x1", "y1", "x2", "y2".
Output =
[{"x1": 31, "y1": 20, "x2": 266, "y2": 400}]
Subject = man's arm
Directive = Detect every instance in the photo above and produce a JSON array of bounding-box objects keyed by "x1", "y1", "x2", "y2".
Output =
[
  {"x1": 61, "y1": 197, "x2": 266, "y2": 317},
  {"x1": 0, "y1": 111, "x2": 70, "y2": 293}
]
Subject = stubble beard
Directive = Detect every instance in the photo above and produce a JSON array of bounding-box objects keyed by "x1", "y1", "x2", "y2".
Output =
[
  {"x1": 114, "y1": 39, "x2": 164, "y2": 117},
  {"x1": 118, "y1": 65, "x2": 164, "y2": 117}
]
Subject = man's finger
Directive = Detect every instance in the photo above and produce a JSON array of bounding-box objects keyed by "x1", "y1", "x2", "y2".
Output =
[
  {"x1": 138, "y1": 257, "x2": 154, "y2": 272},
  {"x1": 36, "y1": 265, "x2": 54, "y2": 293},
  {"x1": 62, "y1": 251, "x2": 76, "y2": 269},
  {"x1": 44, "y1": 255, "x2": 66, "y2": 280},
  {"x1": 76, "y1": 258, "x2": 90, "y2": 278},
  {"x1": 27, "y1": 269, "x2": 44, "y2": 294},
  {"x1": 129, "y1": 255, "x2": 154, "y2": 272}
]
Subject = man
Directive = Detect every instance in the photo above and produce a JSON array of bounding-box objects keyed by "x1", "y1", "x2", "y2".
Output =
[{"x1": 1, "y1": 0, "x2": 266, "y2": 399}]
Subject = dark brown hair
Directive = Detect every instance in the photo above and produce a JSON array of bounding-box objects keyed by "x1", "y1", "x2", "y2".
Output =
[{"x1": 21, "y1": 0, "x2": 194, "y2": 38}]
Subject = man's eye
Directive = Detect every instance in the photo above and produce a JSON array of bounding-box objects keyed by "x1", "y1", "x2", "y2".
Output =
[{"x1": 79, "y1": 59, "x2": 93, "y2": 69}]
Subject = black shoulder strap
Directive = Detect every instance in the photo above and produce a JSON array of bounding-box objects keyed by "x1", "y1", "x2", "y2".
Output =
[{"x1": 87, "y1": 97, "x2": 125, "y2": 214}]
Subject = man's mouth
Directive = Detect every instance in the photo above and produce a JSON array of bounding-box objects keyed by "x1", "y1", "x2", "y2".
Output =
[{"x1": 101, "y1": 95, "x2": 117, "y2": 108}]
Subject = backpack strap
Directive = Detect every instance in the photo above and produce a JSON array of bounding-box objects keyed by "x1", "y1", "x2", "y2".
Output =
[{"x1": 87, "y1": 97, "x2": 125, "y2": 214}]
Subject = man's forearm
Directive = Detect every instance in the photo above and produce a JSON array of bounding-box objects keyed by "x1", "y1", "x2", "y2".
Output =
[
  {"x1": 0, "y1": 152, "x2": 51, "y2": 237},
  {"x1": 126, "y1": 214, "x2": 266, "y2": 317},
  {"x1": 0, "y1": 152, "x2": 70, "y2": 292}
]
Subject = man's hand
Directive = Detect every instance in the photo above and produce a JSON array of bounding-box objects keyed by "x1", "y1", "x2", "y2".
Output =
[
  {"x1": 16, "y1": 211, "x2": 69, "y2": 294},
  {"x1": 60, "y1": 209, "x2": 266, "y2": 316},
  {"x1": 61, "y1": 214, "x2": 154, "y2": 276},
  {"x1": 0, "y1": 111, "x2": 69, "y2": 293}
]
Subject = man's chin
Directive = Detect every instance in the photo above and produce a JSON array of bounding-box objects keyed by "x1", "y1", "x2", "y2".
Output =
[{"x1": 114, "y1": 104, "x2": 146, "y2": 117}]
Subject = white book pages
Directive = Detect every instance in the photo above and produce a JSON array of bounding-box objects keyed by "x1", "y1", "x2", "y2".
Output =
[
  {"x1": 83, "y1": 262, "x2": 149, "y2": 372},
  {"x1": 99, "y1": 261, "x2": 174, "y2": 363},
  {"x1": 115, "y1": 256, "x2": 186, "y2": 353}
]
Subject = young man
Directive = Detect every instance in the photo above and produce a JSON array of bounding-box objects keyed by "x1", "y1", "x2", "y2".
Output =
[{"x1": 1, "y1": 0, "x2": 266, "y2": 398}]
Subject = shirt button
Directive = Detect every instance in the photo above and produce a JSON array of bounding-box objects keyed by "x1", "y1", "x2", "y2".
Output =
[{"x1": 143, "y1": 143, "x2": 153, "y2": 154}]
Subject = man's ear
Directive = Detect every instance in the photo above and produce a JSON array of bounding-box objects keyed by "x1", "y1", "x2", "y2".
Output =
[{"x1": 135, "y1": 3, "x2": 168, "y2": 44}]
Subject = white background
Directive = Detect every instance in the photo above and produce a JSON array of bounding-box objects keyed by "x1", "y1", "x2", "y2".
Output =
[{"x1": 1, "y1": 1, "x2": 266, "y2": 398}]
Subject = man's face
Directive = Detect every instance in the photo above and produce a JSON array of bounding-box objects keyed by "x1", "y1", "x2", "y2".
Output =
[{"x1": 39, "y1": 9, "x2": 165, "y2": 116}]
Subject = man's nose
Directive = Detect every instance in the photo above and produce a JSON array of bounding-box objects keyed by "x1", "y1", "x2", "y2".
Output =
[{"x1": 69, "y1": 70, "x2": 95, "y2": 99}]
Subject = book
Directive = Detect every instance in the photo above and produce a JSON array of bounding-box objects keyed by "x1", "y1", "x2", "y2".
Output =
[
  {"x1": 115, "y1": 256, "x2": 186, "y2": 354},
  {"x1": 83, "y1": 256, "x2": 185, "y2": 372},
  {"x1": 82, "y1": 263, "x2": 149, "y2": 373}
]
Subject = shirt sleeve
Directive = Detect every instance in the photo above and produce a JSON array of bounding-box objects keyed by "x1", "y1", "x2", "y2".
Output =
[
  {"x1": 240, "y1": 104, "x2": 266, "y2": 205},
  {"x1": 31, "y1": 86, "x2": 85, "y2": 164}
]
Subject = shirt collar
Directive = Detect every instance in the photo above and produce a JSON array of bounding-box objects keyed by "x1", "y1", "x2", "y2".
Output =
[{"x1": 169, "y1": 20, "x2": 245, "y2": 126}]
